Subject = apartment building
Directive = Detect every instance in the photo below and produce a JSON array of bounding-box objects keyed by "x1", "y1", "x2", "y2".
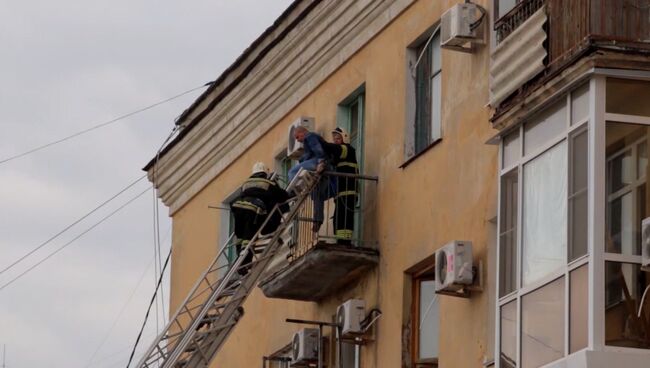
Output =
[{"x1": 142, "y1": 0, "x2": 650, "y2": 367}]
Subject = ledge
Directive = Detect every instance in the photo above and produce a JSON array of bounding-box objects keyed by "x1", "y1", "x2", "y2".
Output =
[{"x1": 258, "y1": 243, "x2": 379, "y2": 302}]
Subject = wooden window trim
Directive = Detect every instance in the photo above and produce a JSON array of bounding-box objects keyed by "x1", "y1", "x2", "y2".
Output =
[{"x1": 411, "y1": 274, "x2": 438, "y2": 366}]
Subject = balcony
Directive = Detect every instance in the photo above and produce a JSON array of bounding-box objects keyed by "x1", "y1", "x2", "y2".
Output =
[
  {"x1": 490, "y1": 0, "x2": 650, "y2": 113},
  {"x1": 259, "y1": 172, "x2": 379, "y2": 302}
]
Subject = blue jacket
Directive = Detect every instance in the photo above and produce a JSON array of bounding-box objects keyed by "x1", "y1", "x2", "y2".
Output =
[{"x1": 299, "y1": 132, "x2": 327, "y2": 162}]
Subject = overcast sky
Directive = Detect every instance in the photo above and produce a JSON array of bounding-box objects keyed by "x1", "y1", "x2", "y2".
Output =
[{"x1": 0, "y1": 1, "x2": 293, "y2": 367}]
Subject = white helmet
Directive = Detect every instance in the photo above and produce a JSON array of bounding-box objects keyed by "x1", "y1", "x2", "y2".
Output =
[
  {"x1": 251, "y1": 162, "x2": 270, "y2": 175},
  {"x1": 331, "y1": 127, "x2": 350, "y2": 144}
]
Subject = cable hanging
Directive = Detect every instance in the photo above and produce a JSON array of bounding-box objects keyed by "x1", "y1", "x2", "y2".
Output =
[
  {"x1": 0, "y1": 82, "x2": 210, "y2": 166},
  {"x1": 0, "y1": 174, "x2": 148, "y2": 276},
  {"x1": 0, "y1": 186, "x2": 152, "y2": 292}
]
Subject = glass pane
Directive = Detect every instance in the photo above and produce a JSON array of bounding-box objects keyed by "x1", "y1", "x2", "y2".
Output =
[
  {"x1": 340, "y1": 342, "x2": 356, "y2": 368},
  {"x1": 570, "y1": 191, "x2": 588, "y2": 261},
  {"x1": 414, "y1": 42, "x2": 431, "y2": 153},
  {"x1": 500, "y1": 169, "x2": 518, "y2": 296},
  {"x1": 571, "y1": 130, "x2": 588, "y2": 193},
  {"x1": 500, "y1": 301, "x2": 517, "y2": 367},
  {"x1": 605, "y1": 123, "x2": 650, "y2": 256},
  {"x1": 419, "y1": 280, "x2": 439, "y2": 359},
  {"x1": 571, "y1": 83, "x2": 589, "y2": 125},
  {"x1": 522, "y1": 278, "x2": 565, "y2": 368},
  {"x1": 430, "y1": 73, "x2": 441, "y2": 142},
  {"x1": 523, "y1": 142, "x2": 568, "y2": 286},
  {"x1": 502, "y1": 130, "x2": 520, "y2": 168},
  {"x1": 639, "y1": 141, "x2": 648, "y2": 180},
  {"x1": 605, "y1": 262, "x2": 650, "y2": 349},
  {"x1": 570, "y1": 265, "x2": 588, "y2": 353},
  {"x1": 608, "y1": 150, "x2": 634, "y2": 194},
  {"x1": 524, "y1": 99, "x2": 567, "y2": 156},
  {"x1": 431, "y1": 31, "x2": 441, "y2": 73},
  {"x1": 606, "y1": 78, "x2": 650, "y2": 117},
  {"x1": 570, "y1": 130, "x2": 588, "y2": 261}
]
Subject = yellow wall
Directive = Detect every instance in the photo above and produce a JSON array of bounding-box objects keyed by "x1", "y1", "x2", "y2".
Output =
[{"x1": 169, "y1": 0, "x2": 498, "y2": 366}]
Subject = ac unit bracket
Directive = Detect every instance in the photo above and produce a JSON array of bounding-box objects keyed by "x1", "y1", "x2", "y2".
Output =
[{"x1": 435, "y1": 260, "x2": 484, "y2": 298}]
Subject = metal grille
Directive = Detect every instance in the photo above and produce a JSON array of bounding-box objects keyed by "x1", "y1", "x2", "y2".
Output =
[
  {"x1": 495, "y1": 0, "x2": 547, "y2": 43},
  {"x1": 288, "y1": 172, "x2": 378, "y2": 262}
]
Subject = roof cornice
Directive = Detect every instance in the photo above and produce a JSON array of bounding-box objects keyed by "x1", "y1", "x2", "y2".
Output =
[{"x1": 148, "y1": 0, "x2": 414, "y2": 215}]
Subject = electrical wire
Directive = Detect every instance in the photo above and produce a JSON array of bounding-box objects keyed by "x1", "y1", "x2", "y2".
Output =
[
  {"x1": 85, "y1": 256, "x2": 156, "y2": 368},
  {"x1": 125, "y1": 246, "x2": 172, "y2": 368},
  {"x1": 149, "y1": 125, "x2": 181, "y2": 334},
  {"x1": 0, "y1": 186, "x2": 152, "y2": 292},
  {"x1": 0, "y1": 174, "x2": 147, "y2": 276},
  {"x1": 0, "y1": 82, "x2": 210, "y2": 166}
]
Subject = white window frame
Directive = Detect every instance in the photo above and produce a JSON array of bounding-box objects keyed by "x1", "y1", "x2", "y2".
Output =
[
  {"x1": 496, "y1": 84, "x2": 590, "y2": 368},
  {"x1": 496, "y1": 70, "x2": 650, "y2": 367}
]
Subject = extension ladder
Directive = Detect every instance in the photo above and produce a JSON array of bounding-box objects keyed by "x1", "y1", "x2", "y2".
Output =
[{"x1": 135, "y1": 170, "x2": 320, "y2": 368}]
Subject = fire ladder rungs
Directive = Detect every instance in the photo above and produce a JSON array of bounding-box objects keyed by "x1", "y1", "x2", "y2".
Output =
[{"x1": 135, "y1": 171, "x2": 321, "y2": 368}]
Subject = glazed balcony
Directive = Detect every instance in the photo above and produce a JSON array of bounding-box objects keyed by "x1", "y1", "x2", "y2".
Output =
[{"x1": 259, "y1": 172, "x2": 379, "y2": 302}]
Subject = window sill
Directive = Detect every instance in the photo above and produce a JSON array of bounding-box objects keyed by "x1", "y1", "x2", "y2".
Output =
[
  {"x1": 399, "y1": 139, "x2": 442, "y2": 169},
  {"x1": 414, "y1": 357, "x2": 438, "y2": 367}
]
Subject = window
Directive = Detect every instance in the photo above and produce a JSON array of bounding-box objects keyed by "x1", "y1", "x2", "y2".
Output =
[
  {"x1": 497, "y1": 85, "x2": 590, "y2": 367},
  {"x1": 521, "y1": 277, "x2": 565, "y2": 367},
  {"x1": 275, "y1": 151, "x2": 295, "y2": 189},
  {"x1": 405, "y1": 26, "x2": 442, "y2": 161},
  {"x1": 406, "y1": 261, "x2": 439, "y2": 367},
  {"x1": 337, "y1": 341, "x2": 360, "y2": 368},
  {"x1": 337, "y1": 86, "x2": 365, "y2": 242},
  {"x1": 604, "y1": 121, "x2": 650, "y2": 349},
  {"x1": 217, "y1": 188, "x2": 242, "y2": 276}
]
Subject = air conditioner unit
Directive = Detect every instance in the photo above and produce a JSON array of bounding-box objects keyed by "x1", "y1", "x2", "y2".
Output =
[
  {"x1": 435, "y1": 241, "x2": 473, "y2": 292},
  {"x1": 336, "y1": 299, "x2": 366, "y2": 337},
  {"x1": 642, "y1": 217, "x2": 650, "y2": 271},
  {"x1": 291, "y1": 328, "x2": 319, "y2": 366},
  {"x1": 287, "y1": 117, "x2": 315, "y2": 160},
  {"x1": 440, "y1": 3, "x2": 483, "y2": 48}
]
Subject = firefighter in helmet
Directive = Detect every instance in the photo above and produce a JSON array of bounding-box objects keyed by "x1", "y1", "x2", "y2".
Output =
[
  {"x1": 323, "y1": 127, "x2": 358, "y2": 245},
  {"x1": 231, "y1": 162, "x2": 289, "y2": 274}
]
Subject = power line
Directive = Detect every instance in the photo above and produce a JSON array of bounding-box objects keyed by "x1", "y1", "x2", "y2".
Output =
[
  {"x1": 0, "y1": 186, "x2": 152, "y2": 292},
  {"x1": 0, "y1": 82, "x2": 211, "y2": 166},
  {"x1": 125, "y1": 246, "x2": 172, "y2": 368},
  {"x1": 0, "y1": 174, "x2": 148, "y2": 276}
]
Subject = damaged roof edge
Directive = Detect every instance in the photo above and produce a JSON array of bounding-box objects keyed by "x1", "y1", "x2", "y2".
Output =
[{"x1": 143, "y1": 0, "x2": 320, "y2": 172}]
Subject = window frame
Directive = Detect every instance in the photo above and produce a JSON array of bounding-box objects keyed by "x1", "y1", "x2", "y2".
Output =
[
  {"x1": 337, "y1": 85, "x2": 366, "y2": 243},
  {"x1": 410, "y1": 263, "x2": 439, "y2": 367},
  {"x1": 496, "y1": 71, "x2": 650, "y2": 367},
  {"x1": 496, "y1": 86, "x2": 591, "y2": 367},
  {"x1": 403, "y1": 23, "x2": 443, "y2": 167}
]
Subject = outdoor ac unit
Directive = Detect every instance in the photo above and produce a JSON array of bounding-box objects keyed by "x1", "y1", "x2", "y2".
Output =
[
  {"x1": 642, "y1": 217, "x2": 650, "y2": 271},
  {"x1": 336, "y1": 299, "x2": 366, "y2": 337},
  {"x1": 435, "y1": 241, "x2": 473, "y2": 292},
  {"x1": 291, "y1": 328, "x2": 319, "y2": 366},
  {"x1": 440, "y1": 3, "x2": 482, "y2": 48},
  {"x1": 287, "y1": 117, "x2": 315, "y2": 160}
]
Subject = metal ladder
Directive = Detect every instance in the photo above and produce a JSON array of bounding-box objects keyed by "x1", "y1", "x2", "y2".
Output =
[{"x1": 135, "y1": 171, "x2": 321, "y2": 368}]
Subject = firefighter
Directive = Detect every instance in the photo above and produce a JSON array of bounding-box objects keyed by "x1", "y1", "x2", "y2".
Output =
[
  {"x1": 323, "y1": 127, "x2": 358, "y2": 245},
  {"x1": 231, "y1": 162, "x2": 289, "y2": 274}
]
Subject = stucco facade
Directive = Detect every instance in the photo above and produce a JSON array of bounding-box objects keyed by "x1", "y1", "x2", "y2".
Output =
[{"x1": 150, "y1": 0, "x2": 497, "y2": 367}]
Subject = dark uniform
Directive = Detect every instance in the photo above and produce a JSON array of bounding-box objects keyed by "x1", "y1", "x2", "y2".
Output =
[
  {"x1": 322, "y1": 141, "x2": 358, "y2": 245},
  {"x1": 231, "y1": 172, "x2": 289, "y2": 273}
]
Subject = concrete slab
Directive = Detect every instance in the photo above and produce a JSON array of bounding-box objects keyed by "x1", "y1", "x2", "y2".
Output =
[{"x1": 258, "y1": 243, "x2": 379, "y2": 302}]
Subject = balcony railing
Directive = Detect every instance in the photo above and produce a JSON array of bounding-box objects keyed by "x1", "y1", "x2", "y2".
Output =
[
  {"x1": 495, "y1": 0, "x2": 546, "y2": 43},
  {"x1": 258, "y1": 171, "x2": 380, "y2": 302},
  {"x1": 287, "y1": 171, "x2": 378, "y2": 262}
]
